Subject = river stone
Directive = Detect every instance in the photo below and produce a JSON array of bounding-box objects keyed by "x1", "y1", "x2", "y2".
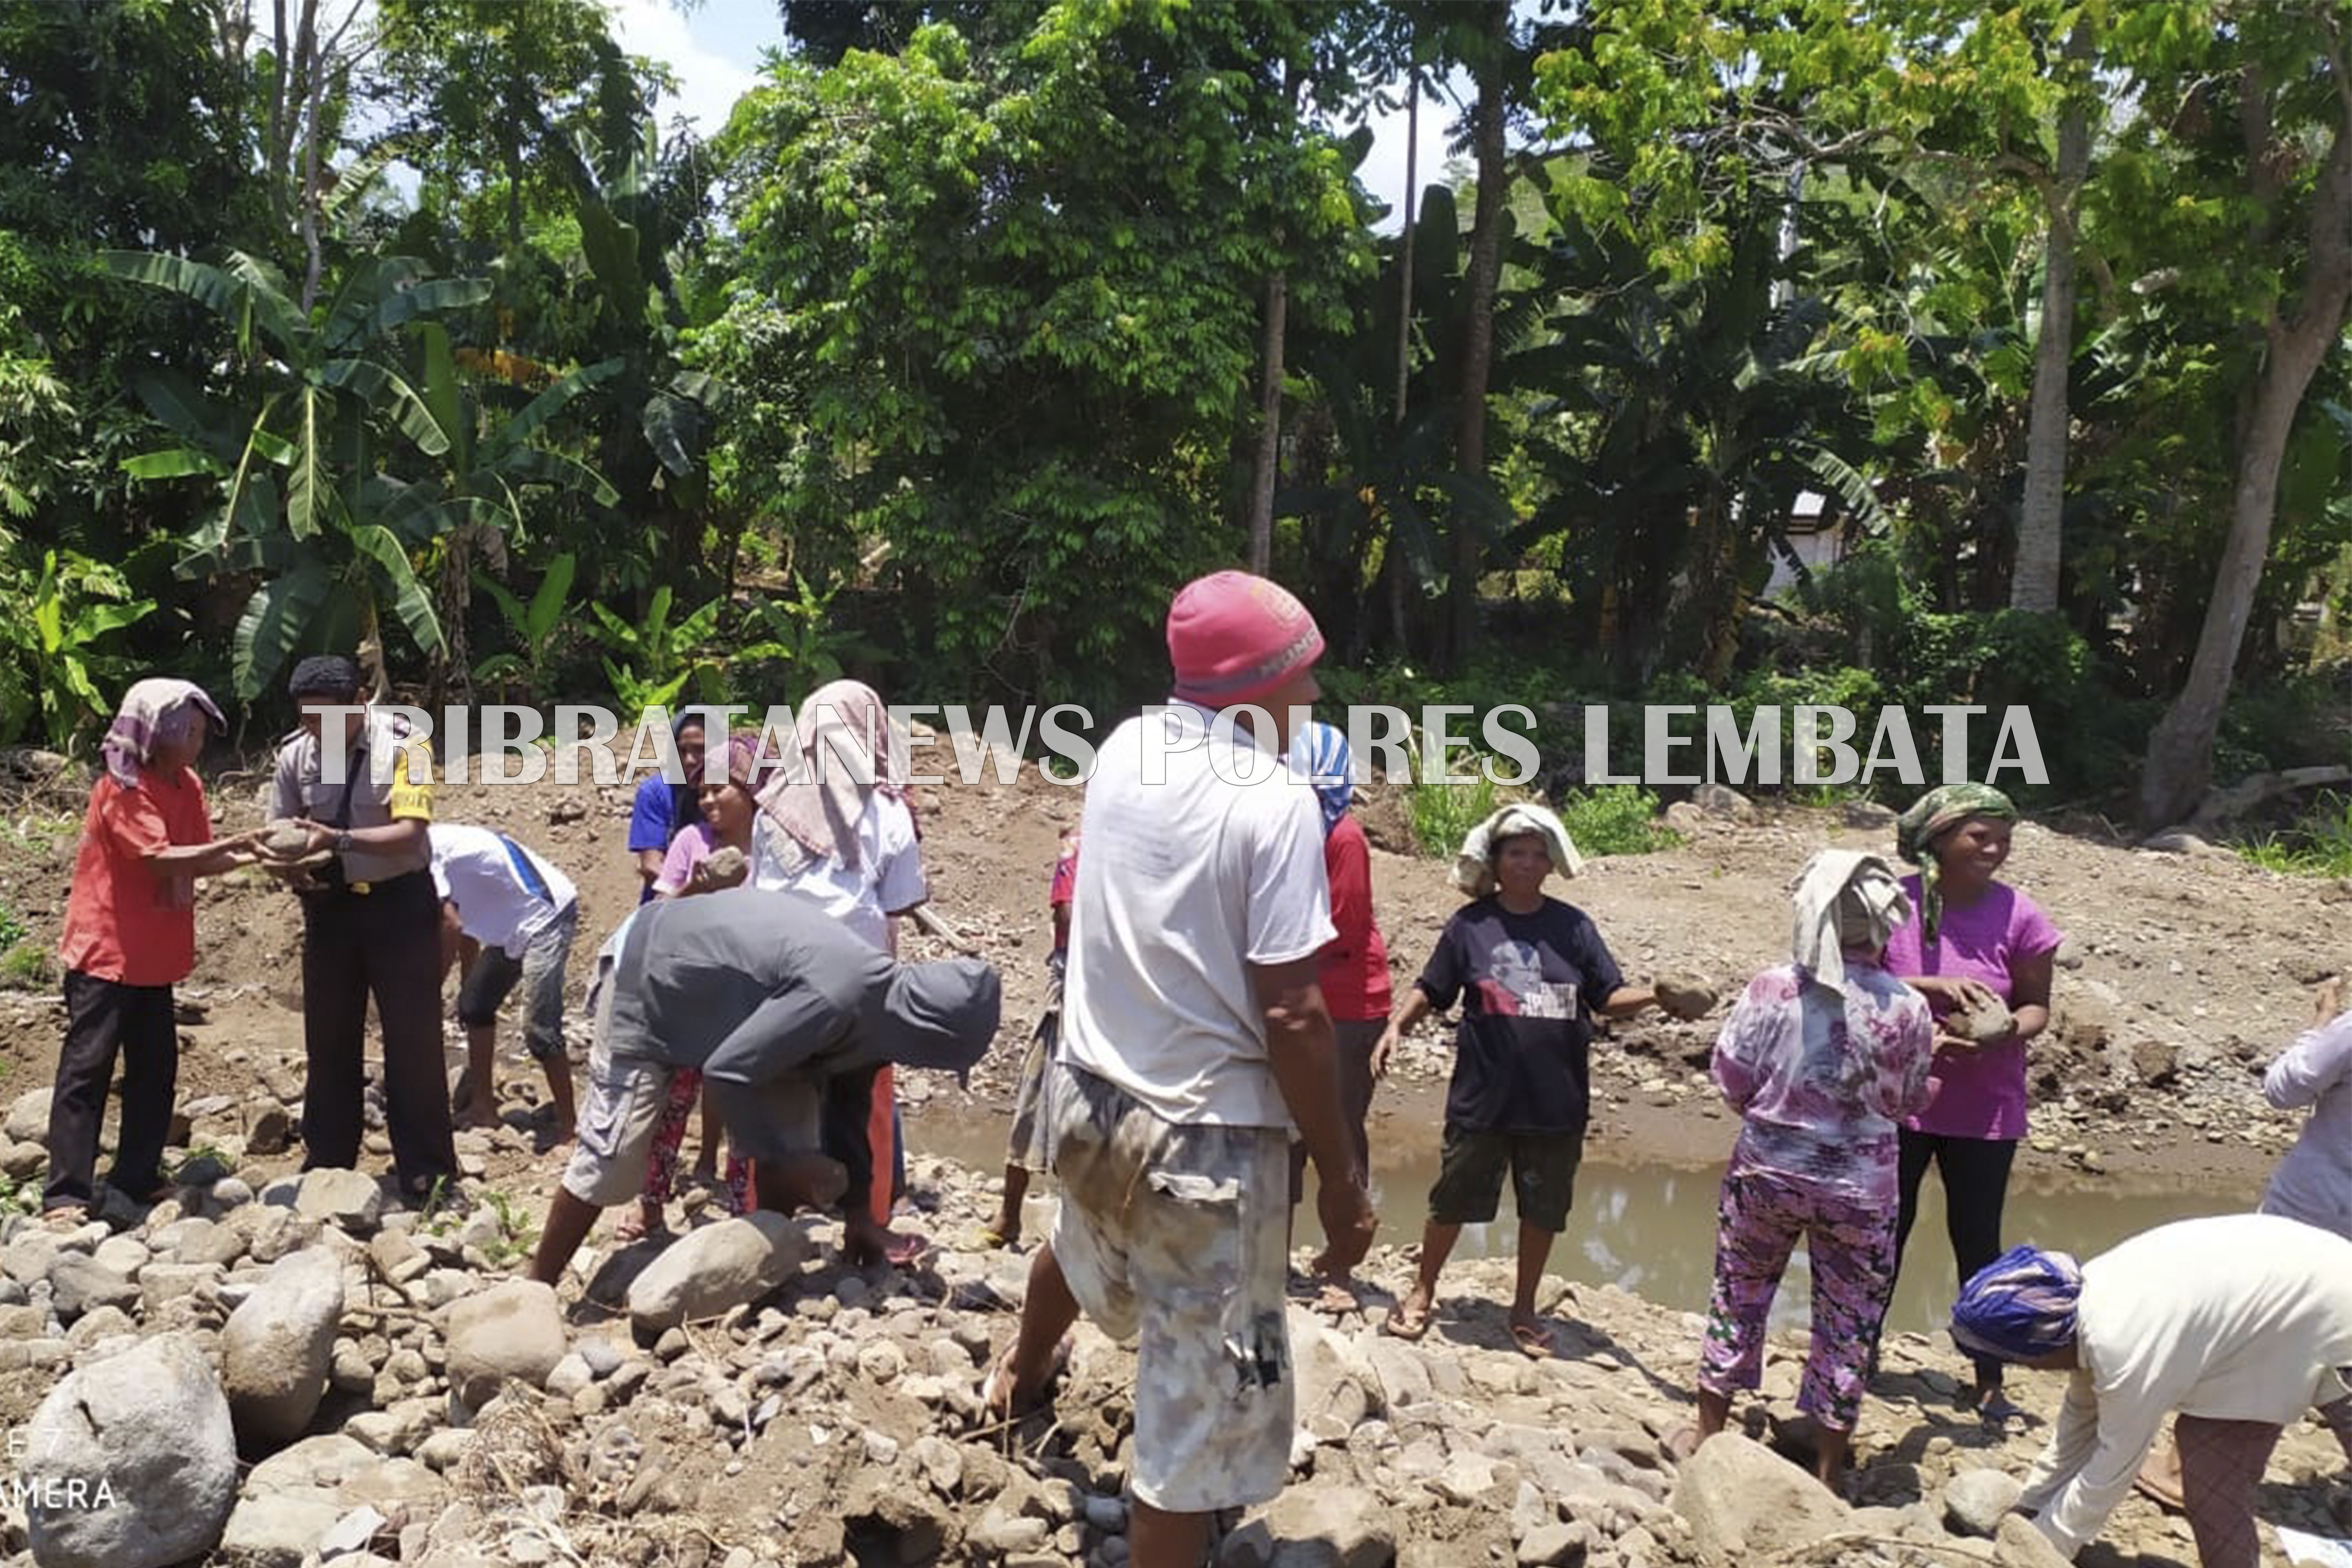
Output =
[
  {"x1": 1653, "y1": 975, "x2": 1718, "y2": 1021},
  {"x1": 21, "y1": 1333, "x2": 238, "y2": 1568},
  {"x1": 1218, "y1": 1483, "x2": 1395, "y2": 1568},
  {"x1": 297, "y1": 1168, "x2": 385, "y2": 1232},
  {"x1": 1670, "y1": 1433, "x2": 1847, "y2": 1560},
  {"x1": 5, "y1": 1086, "x2": 53, "y2": 1144},
  {"x1": 224, "y1": 1247, "x2": 348, "y2": 1443},
  {"x1": 1994, "y1": 1514, "x2": 2073, "y2": 1568},
  {"x1": 1960, "y1": 996, "x2": 2015, "y2": 1045},
  {"x1": 702, "y1": 846, "x2": 748, "y2": 886},
  {"x1": 445, "y1": 1279, "x2": 566, "y2": 1406},
  {"x1": 220, "y1": 1492, "x2": 349, "y2": 1568},
  {"x1": 625, "y1": 1212, "x2": 813, "y2": 1332},
  {"x1": 48, "y1": 1251, "x2": 140, "y2": 1321},
  {"x1": 1941, "y1": 1468, "x2": 2022, "y2": 1537}
]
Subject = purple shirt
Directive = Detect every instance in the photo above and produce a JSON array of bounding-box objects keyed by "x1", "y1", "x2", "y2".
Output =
[
  {"x1": 1713, "y1": 960, "x2": 1935, "y2": 1206},
  {"x1": 1883, "y1": 873, "x2": 2064, "y2": 1140}
]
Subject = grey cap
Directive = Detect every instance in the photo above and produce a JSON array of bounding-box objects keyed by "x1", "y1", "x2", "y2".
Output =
[{"x1": 844, "y1": 958, "x2": 1002, "y2": 1078}]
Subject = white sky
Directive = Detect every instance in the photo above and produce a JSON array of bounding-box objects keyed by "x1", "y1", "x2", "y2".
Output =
[{"x1": 613, "y1": 0, "x2": 1448, "y2": 230}]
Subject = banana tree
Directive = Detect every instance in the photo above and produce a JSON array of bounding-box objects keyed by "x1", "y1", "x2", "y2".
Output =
[
  {"x1": 104, "y1": 249, "x2": 491, "y2": 698},
  {"x1": 387, "y1": 325, "x2": 621, "y2": 703}
]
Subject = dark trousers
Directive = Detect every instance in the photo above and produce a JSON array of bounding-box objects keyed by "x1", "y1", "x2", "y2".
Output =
[
  {"x1": 299, "y1": 871, "x2": 457, "y2": 1192},
  {"x1": 822, "y1": 1065, "x2": 881, "y2": 1221},
  {"x1": 44, "y1": 971, "x2": 178, "y2": 1211},
  {"x1": 1893, "y1": 1127, "x2": 2019, "y2": 1388}
]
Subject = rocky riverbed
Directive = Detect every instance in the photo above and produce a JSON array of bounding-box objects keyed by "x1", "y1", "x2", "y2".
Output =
[{"x1": 0, "y1": 1082, "x2": 2342, "y2": 1568}]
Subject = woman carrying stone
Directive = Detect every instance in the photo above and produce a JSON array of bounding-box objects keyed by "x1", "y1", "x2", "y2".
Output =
[
  {"x1": 1684, "y1": 850, "x2": 1935, "y2": 1490},
  {"x1": 1883, "y1": 782, "x2": 2063, "y2": 1424},
  {"x1": 1376, "y1": 803, "x2": 1670, "y2": 1358},
  {"x1": 45, "y1": 680, "x2": 259, "y2": 1223}
]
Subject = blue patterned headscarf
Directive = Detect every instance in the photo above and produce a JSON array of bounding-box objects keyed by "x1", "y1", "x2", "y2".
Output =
[
  {"x1": 1949, "y1": 1244, "x2": 2083, "y2": 1363},
  {"x1": 1298, "y1": 720, "x2": 1353, "y2": 837}
]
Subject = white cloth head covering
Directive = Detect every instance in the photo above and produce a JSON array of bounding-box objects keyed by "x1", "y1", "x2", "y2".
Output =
[
  {"x1": 1788, "y1": 849, "x2": 1911, "y2": 991},
  {"x1": 1454, "y1": 802, "x2": 1585, "y2": 897}
]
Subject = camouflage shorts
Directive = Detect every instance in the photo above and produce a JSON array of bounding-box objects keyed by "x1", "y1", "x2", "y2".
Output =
[{"x1": 1047, "y1": 1061, "x2": 1294, "y2": 1514}]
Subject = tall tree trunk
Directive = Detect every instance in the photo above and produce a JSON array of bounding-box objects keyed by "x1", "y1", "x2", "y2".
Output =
[
  {"x1": 1394, "y1": 66, "x2": 1419, "y2": 429},
  {"x1": 2141, "y1": 108, "x2": 2352, "y2": 828},
  {"x1": 295, "y1": 0, "x2": 325, "y2": 312},
  {"x1": 1246, "y1": 268, "x2": 1286, "y2": 575},
  {"x1": 2011, "y1": 19, "x2": 2096, "y2": 613},
  {"x1": 1448, "y1": 0, "x2": 1510, "y2": 669},
  {"x1": 1367, "y1": 67, "x2": 1422, "y2": 660},
  {"x1": 267, "y1": 0, "x2": 292, "y2": 231}
]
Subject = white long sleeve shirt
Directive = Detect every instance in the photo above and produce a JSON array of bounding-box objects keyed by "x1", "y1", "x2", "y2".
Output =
[
  {"x1": 2013, "y1": 1213, "x2": 2352, "y2": 1561},
  {"x1": 2019, "y1": 1214, "x2": 2352, "y2": 1558},
  {"x1": 2260, "y1": 1009, "x2": 2352, "y2": 1238}
]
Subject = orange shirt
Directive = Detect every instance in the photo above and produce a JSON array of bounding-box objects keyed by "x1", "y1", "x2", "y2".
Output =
[{"x1": 58, "y1": 768, "x2": 212, "y2": 987}]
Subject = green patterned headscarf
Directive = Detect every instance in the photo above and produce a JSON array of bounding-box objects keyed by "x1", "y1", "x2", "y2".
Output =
[{"x1": 1895, "y1": 782, "x2": 2018, "y2": 944}]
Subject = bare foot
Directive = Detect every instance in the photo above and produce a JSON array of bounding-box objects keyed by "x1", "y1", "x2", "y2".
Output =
[{"x1": 453, "y1": 1100, "x2": 501, "y2": 1132}]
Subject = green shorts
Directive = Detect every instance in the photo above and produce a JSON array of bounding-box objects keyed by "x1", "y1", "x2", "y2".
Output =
[{"x1": 1427, "y1": 1125, "x2": 1581, "y2": 1234}]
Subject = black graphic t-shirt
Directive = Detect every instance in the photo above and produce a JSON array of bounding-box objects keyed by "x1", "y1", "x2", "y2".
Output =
[{"x1": 1415, "y1": 897, "x2": 1625, "y2": 1135}]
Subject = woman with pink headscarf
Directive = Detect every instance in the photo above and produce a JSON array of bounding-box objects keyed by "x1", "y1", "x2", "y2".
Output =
[
  {"x1": 751, "y1": 680, "x2": 931, "y2": 1266},
  {"x1": 45, "y1": 680, "x2": 259, "y2": 1222}
]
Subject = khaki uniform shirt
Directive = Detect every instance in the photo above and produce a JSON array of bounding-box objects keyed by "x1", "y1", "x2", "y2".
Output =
[{"x1": 270, "y1": 709, "x2": 435, "y2": 886}]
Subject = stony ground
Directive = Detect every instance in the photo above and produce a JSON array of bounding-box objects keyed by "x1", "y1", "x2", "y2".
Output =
[
  {"x1": 0, "y1": 1131, "x2": 2345, "y2": 1568},
  {"x1": 0, "y1": 738, "x2": 2348, "y2": 1566}
]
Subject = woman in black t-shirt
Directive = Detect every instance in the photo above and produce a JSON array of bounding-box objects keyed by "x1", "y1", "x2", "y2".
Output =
[{"x1": 1375, "y1": 808, "x2": 1666, "y2": 1358}]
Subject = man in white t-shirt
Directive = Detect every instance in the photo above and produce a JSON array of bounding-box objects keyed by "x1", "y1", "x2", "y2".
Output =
[
  {"x1": 988, "y1": 570, "x2": 1376, "y2": 1568},
  {"x1": 430, "y1": 823, "x2": 581, "y2": 1141}
]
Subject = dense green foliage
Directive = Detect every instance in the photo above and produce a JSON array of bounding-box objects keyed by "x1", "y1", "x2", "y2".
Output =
[{"x1": 2, "y1": 0, "x2": 2350, "y2": 824}]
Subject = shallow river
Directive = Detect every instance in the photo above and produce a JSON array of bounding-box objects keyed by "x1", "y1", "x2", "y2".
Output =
[{"x1": 907, "y1": 1103, "x2": 2263, "y2": 1336}]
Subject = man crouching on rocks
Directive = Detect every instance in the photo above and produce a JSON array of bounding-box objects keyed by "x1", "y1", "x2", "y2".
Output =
[
  {"x1": 987, "y1": 570, "x2": 1378, "y2": 1568},
  {"x1": 528, "y1": 889, "x2": 1001, "y2": 1286}
]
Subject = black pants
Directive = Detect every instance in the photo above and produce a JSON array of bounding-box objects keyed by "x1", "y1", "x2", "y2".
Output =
[
  {"x1": 44, "y1": 971, "x2": 178, "y2": 1211},
  {"x1": 299, "y1": 871, "x2": 456, "y2": 1192},
  {"x1": 822, "y1": 1065, "x2": 880, "y2": 1222},
  {"x1": 1893, "y1": 1127, "x2": 2019, "y2": 1388}
]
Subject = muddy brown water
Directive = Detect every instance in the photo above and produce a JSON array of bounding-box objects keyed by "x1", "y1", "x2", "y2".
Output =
[{"x1": 908, "y1": 1103, "x2": 2263, "y2": 1336}]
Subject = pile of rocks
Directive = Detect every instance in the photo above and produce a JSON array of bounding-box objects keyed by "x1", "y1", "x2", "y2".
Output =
[{"x1": 1, "y1": 1096, "x2": 2346, "y2": 1568}]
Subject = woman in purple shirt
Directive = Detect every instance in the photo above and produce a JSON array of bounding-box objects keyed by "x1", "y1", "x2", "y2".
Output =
[{"x1": 1884, "y1": 783, "x2": 2063, "y2": 1425}]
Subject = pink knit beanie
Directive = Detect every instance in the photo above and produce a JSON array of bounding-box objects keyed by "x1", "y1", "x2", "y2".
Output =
[{"x1": 1166, "y1": 571, "x2": 1326, "y2": 708}]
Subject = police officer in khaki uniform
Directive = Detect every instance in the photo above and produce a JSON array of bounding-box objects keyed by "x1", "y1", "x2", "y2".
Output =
[{"x1": 264, "y1": 655, "x2": 457, "y2": 1196}]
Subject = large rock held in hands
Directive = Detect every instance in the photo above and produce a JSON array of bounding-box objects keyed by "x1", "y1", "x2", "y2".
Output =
[
  {"x1": 223, "y1": 1247, "x2": 347, "y2": 1444},
  {"x1": 626, "y1": 1211, "x2": 813, "y2": 1332},
  {"x1": 21, "y1": 1333, "x2": 239, "y2": 1568}
]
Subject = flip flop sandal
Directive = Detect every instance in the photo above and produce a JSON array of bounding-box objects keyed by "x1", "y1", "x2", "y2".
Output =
[
  {"x1": 1311, "y1": 1282, "x2": 1359, "y2": 1316},
  {"x1": 1976, "y1": 1392, "x2": 2025, "y2": 1427},
  {"x1": 1382, "y1": 1300, "x2": 1432, "y2": 1341},
  {"x1": 978, "y1": 1337, "x2": 1072, "y2": 1426},
  {"x1": 1510, "y1": 1321, "x2": 1559, "y2": 1361},
  {"x1": 883, "y1": 1230, "x2": 932, "y2": 1268}
]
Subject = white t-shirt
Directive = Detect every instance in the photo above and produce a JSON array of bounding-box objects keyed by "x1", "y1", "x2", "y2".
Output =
[
  {"x1": 2020, "y1": 1213, "x2": 2352, "y2": 1557},
  {"x1": 749, "y1": 791, "x2": 927, "y2": 953},
  {"x1": 428, "y1": 824, "x2": 578, "y2": 957},
  {"x1": 1061, "y1": 703, "x2": 1336, "y2": 1128}
]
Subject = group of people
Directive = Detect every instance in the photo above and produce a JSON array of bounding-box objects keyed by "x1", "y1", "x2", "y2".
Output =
[{"x1": 36, "y1": 570, "x2": 2352, "y2": 1568}]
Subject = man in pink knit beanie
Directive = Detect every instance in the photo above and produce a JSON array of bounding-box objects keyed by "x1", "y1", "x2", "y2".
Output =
[{"x1": 985, "y1": 570, "x2": 1376, "y2": 1568}]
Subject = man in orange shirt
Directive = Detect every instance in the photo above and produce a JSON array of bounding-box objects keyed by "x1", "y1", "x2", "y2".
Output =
[{"x1": 45, "y1": 679, "x2": 258, "y2": 1223}]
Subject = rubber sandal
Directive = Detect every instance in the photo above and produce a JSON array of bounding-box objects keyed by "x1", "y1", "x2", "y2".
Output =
[
  {"x1": 1976, "y1": 1392, "x2": 2024, "y2": 1427},
  {"x1": 978, "y1": 1337, "x2": 1071, "y2": 1425},
  {"x1": 1311, "y1": 1282, "x2": 1358, "y2": 1316},
  {"x1": 1383, "y1": 1300, "x2": 1432, "y2": 1341},
  {"x1": 883, "y1": 1230, "x2": 932, "y2": 1268},
  {"x1": 1510, "y1": 1321, "x2": 1559, "y2": 1361}
]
